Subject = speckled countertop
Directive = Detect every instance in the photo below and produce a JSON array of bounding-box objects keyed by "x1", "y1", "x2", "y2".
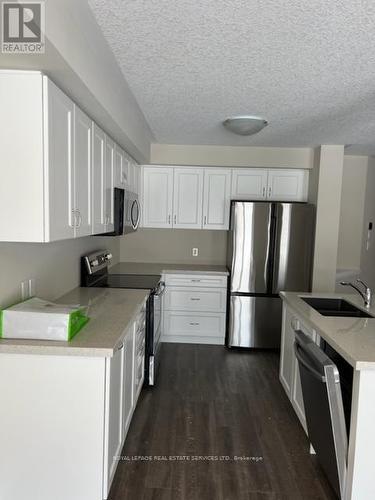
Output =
[
  {"x1": 281, "y1": 291, "x2": 375, "y2": 370},
  {"x1": 109, "y1": 262, "x2": 229, "y2": 276},
  {"x1": 0, "y1": 287, "x2": 149, "y2": 357}
]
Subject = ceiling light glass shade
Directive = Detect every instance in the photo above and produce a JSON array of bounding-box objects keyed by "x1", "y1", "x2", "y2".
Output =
[{"x1": 222, "y1": 115, "x2": 268, "y2": 136}]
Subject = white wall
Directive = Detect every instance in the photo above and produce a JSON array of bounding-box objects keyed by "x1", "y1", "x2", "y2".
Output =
[
  {"x1": 151, "y1": 144, "x2": 314, "y2": 169},
  {"x1": 337, "y1": 156, "x2": 368, "y2": 271},
  {"x1": 0, "y1": 237, "x2": 119, "y2": 309},
  {"x1": 360, "y1": 157, "x2": 375, "y2": 289},
  {"x1": 0, "y1": 0, "x2": 153, "y2": 162}
]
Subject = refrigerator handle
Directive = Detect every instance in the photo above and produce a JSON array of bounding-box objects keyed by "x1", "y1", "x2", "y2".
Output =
[{"x1": 266, "y1": 205, "x2": 277, "y2": 294}]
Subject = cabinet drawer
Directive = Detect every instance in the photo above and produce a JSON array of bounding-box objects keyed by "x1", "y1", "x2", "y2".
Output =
[
  {"x1": 164, "y1": 273, "x2": 227, "y2": 288},
  {"x1": 163, "y1": 311, "x2": 226, "y2": 344},
  {"x1": 164, "y1": 287, "x2": 226, "y2": 312}
]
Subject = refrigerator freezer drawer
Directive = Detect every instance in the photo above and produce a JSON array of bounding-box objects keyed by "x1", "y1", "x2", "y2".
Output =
[{"x1": 228, "y1": 295, "x2": 282, "y2": 348}]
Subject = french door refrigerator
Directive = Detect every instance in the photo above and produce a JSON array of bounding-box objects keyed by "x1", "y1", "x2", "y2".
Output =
[{"x1": 227, "y1": 201, "x2": 315, "y2": 348}]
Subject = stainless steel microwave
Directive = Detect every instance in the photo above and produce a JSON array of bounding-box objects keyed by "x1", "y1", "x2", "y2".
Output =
[{"x1": 99, "y1": 188, "x2": 140, "y2": 236}]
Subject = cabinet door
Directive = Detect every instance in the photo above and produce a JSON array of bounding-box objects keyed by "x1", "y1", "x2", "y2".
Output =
[
  {"x1": 123, "y1": 325, "x2": 135, "y2": 438},
  {"x1": 103, "y1": 344, "x2": 124, "y2": 497},
  {"x1": 267, "y1": 169, "x2": 308, "y2": 201},
  {"x1": 104, "y1": 136, "x2": 115, "y2": 230},
  {"x1": 114, "y1": 145, "x2": 126, "y2": 189},
  {"x1": 44, "y1": 78, "x2": 75, "y2": 241},
  {"x1": 279, "y1": 305, "x2": 296, "y2": 398},
  {"x1": 92, "y1": 124, "x2": 106, "y2": 234},
  {"x1": 231, "y1": 169, "x2": 268, "y2": 200},
  {"x1": 143, "y1": 167, "x2": 173, "y2": 227},
  {"x1": 203, "y1": 169, "x2": 231, "y2": 230},
  {"x1": 173, "y1": 168, "x2": 203, "y2": 228},
  {"x1": 73, "y1": 106, "x2": 92, "y2": 237},
  {"x1": 133, "y1": 164, "x2": 141, "y2": 196}
]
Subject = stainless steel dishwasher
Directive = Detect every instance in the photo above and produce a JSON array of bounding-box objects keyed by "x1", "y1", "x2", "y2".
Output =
[{"x1": 294, "y1": 330, "x2": 348, "y2": 499}]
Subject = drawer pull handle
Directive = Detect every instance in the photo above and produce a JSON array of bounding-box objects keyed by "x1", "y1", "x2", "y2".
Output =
[
  {"x1": 191, "y1": 279, "x2": 201, "y2": 282},
  {"x1": 190, "y1": 298, "x2": 201, "y2": 301},
  {"x1": 190, "y1": 322, "x2": 200, "y2": 326}
]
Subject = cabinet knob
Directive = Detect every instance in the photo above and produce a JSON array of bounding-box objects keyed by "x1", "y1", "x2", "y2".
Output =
[
  {"x1": 262, "y1": 187, "x2": 266, "y2": 197},
  {"x1": 268, "y1": 186, "x2": 272, "y2": 197},
  {"x1": 174, "y1": 214, "x2": 177, "y2": 224}
]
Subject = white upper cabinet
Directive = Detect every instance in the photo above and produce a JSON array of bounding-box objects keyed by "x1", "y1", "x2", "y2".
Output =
[
  {"x1": 0, "y1": 71, "x2": 136, "y2": 242},
  {"x1": 92, "y1": 124, "x2": 106, "y2": 235},
  {"x1": 231, "y1": 168, "x2": 308, "y2": 202},
  {"x1": 173, "y1": 168, "x2": 203, "y2": 229},
  {"x1": 203, "y1": 169, "x2": 232, "y2": 230},
  {"x1": 114, "y1": 145, "x2": 126, "y2": 189},
  {"x1": 73, "y1": 106, "x2": 92, "y2": 237},
  {"x1": 143, "y1": 166, "x2": 173, "y2": 227},
  {"x1": 267, "y1": 169, "x2": 308, "y2": 201},
  {"x1": 231, "y1": 168, "x2": 268, "y2": 200},
  {"x1": 44, "y1": 77, "x2": 75, "y2": 241},
  {"x1": 104, "y1": 136, "x2": 115, "y2": 230}
]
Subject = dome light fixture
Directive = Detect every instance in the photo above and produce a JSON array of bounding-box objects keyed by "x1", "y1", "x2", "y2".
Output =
[{"x1": 223, "y1": 115, "x2": 268, "y2": 136}]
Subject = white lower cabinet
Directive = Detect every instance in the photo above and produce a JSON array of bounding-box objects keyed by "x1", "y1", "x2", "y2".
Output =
[
  {"x1": 162, "y1": 272, "x2": 228, "y2": 345},
  {"x1": 0, "y1": 299, "x2": 147, "y2": 500},
  {"x1": 103, "y1": 344, "x2": 124, "y2": 496},
  {"x1": 279, "y1": 303, "x2": 316, "y2": 433}
]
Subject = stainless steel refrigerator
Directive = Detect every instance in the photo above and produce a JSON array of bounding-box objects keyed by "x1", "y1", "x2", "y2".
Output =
[{"x1": 227, "y1": 201, "x2": 315, "y2": 348}]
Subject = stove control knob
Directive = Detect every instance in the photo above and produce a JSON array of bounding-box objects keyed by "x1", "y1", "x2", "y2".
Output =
[
  {"x1": 91, "y1": 259, "x2": 99, "y2": 267},
  {"x1": 105, "y1": 253, "x2": 113, "y2": 261}
]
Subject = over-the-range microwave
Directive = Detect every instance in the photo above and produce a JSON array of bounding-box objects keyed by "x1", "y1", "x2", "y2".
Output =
[{"x1": 96, "y1": 187, "x2": 140, "y2": 236}]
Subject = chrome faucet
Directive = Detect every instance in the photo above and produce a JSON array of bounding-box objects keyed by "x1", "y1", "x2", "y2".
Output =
[{"x1": 340, "y1": 279, "x2": 372, "y2": 308}]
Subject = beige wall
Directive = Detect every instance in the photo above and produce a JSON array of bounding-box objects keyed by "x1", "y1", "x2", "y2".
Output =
[
  {"x1": 360, "y1": 157, "x2": 375, "y2": 288},
  {"x1": 151, "y1": 144, "x2": 314, "y2": 169},
  {"x1": 0, "y1": 237, "x2": 119, "y2": 309},
  {"x1": 310, "y1": 145, "x2": 345, "y2": 292},
  {"x1": 0, "y1": 1, "x2": 153, "y2": 162},
  {"x1": 337, "y1": 156, "x2": 368, "y2": 271},
  {"x1": 119, "y1": 229, "x2": 227, "y2": 265}
]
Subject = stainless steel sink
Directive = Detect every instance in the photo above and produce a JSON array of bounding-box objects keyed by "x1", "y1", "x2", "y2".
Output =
[{"x1": 301, "y1": 297, "x2": 373, "y2": 318}]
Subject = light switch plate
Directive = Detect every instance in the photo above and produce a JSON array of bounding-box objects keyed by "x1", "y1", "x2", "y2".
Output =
[
  {"x1": 29, "y1": 278, "x2": 36, "y2": 297},
  {"x1": 21, "y1": 280, "x2": 29, "y2": 300},
  {"x1": 192, "y1": 248, "x2": 199, "y2": 257}
]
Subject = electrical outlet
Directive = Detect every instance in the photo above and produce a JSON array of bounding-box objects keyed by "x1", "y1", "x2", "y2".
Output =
[
  {"x1": 21, "y1": 280, "x2": 29, "y2": 300},
  {"x1": 192, "y1": 248, "x2": 199, "y2": 257},
  {"x1": 29, "y1": 278, "x2": 36, "y2": 297}
]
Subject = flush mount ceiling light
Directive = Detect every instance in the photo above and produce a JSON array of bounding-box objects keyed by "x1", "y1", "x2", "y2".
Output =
[{"x1": 222, "y1": 115, "x2": 268, "y2": 136}]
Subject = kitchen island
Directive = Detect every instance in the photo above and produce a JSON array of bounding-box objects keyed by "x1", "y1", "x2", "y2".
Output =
[
  {"x1": 280, "y1": 291, "x2": 375, "y2": 500},
  {"x1": 0, "y1": 287, "x2": 149, "y2": 500}
]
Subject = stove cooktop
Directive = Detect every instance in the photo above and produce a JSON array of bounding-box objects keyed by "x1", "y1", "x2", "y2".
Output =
[{"x1": 92, "y1": 274, "x2": 161, "y2": 290}]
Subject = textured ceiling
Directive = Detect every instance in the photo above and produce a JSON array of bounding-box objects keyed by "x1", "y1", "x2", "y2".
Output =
[{"x1": 89, "y1": 0, "x2": 375, "y2": 153}]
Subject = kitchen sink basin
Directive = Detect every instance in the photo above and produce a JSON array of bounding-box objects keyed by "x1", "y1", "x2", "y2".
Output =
[{"x1": 301, "y1": 297, "x2": 373, "y2": 318}]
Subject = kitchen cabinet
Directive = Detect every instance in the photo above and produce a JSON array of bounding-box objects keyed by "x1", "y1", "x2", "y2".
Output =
[
  {"x1": 0, "y1": 295, "x2": 148, "y2": 500},
  {"x1": 232, "y1": 168, "x2": 308, "y2": 202},
  {"x1": 103, "y1": 343, "x2": 124, "y2": 495},
  {"x1": 92, "y1": 124, "x2": 106, "y2": 234},
  {"x1": 267, "y1": 169, "x2": 307, "y2": 201},
  {"x1": 162, "y1": 272, "x2": 228, "y2": 345},
  {"x1": 74, "y1": 106, "x2": 92, "y2": 237},
  {"x1": 143, "y1": 166, "x2": 174, "y2": 227},
  {"x1": 231, "y1": 168, "x2": 268, "y2": 200},
  {"x1": 104, "y1": 136, "x2": 115, "y2": 231},
  {"x1": 173, "y1": 168, "x2": 204, "y2": 229},
  {"x1": 114, "y1": 145, "x2": 127, "y2": 189},
  {"x1": 203, "y1": 169, "x2": 232, "y2": 230},
  {"x1": 44, "y1": 77, "x2": 75, "y2": 241},
  {"x1": 122, "y1": 323, "x2": 134, "y2": 435},
  {"x1": 279, "y1": 302, "x2": 316, "y2": 433},
  {"x1": 0, "y1": 70, "x2": 135, "y2": 242}
]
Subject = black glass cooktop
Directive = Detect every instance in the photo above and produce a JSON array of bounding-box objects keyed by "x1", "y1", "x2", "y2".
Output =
[{"x1": 93, "y1": 274, "x2": 160, "y2": 290}]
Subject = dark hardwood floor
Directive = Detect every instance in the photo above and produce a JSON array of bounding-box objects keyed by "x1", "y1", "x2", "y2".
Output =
[{"x1": 109, "y1": 344, "x2": 337, "y2": 500}]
